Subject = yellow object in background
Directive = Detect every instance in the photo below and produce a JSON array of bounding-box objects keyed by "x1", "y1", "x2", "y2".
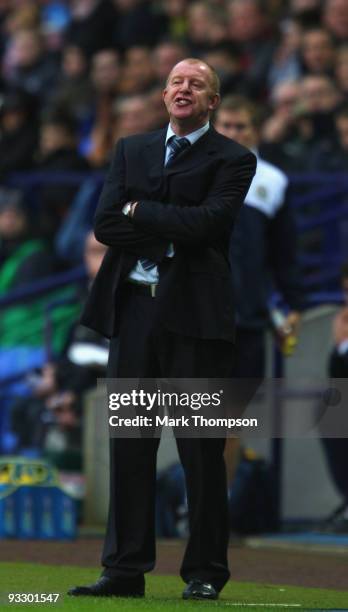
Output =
[
  {"x1": 0, "y1": 457, "x2": 57, "y2": 487},
  {"x1": 281, "y1": 334, "x2": 298, "y2": 357}
]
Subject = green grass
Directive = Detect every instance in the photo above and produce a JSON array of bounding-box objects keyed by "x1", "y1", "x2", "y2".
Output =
[{"x1": 0, "y1": 563, "x2": 347, "y2": 611}]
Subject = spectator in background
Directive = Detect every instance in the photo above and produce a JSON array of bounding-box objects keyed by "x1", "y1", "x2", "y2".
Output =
[
  {"x1": 161, "y1": 0, "x2": 189, "y2": 41},
  {"x1": 215, "y1": 94, "x2": 301, "y2": 528},
  {"x1": 186, "y1": 1, "x2": 228, "y2": 56},
  {"x1": 3, "y1": 28, "x2": 58, "y2": 101},
  {"x1": 227, "y1": 0, "x2": 278, "y2": 97},
  {"x1": 0, "y1": 185, "x2": 79, "y2": 371},
  {"x1": 0, "y1": 188, "x2": 56, "y2": 291},
  {"x1": 336, "y1": 107, "x2": 348, "y2": 163},
  {"x1": 323, "y1": 0, "x2": 348, "y2": 43},
  {"x1": 2, "y1": 1, "x2": 40, "y2": 37},
  {"x1": 146, "y1": 86, "x2": 173, "y2": 130},
  {"x1": 87, "y1": 93, "x2": 153, "y2": 170},
  {"x1": 335, "y1": 45, "x2": 348, "y2": 99},
  {"x1": 45, "y1": 232, "x2": 109, "y2": 398},
  {"x1": 309, "y1": 105, "x2": 348, "y2": 171},
  {"x1": 0, "y1": 0, "x2": 11, "y2": 24},
  {"x1": 0, "y1": 1, "x2": 10, "y2": 58},
  {"x1": 299, "y1": 26, "x2": 336, "y2": 76},
  {"x1": 0, "y1": 88, "x2": 38, "y2": 179},
  {"x1": 84, "y1": 49, "x2": 120, "y2": 165},
  {"x1": 267, "y1": 17, "x2": 302, "y2": 89},
  {"x1": 290, "y1": 0, "x2": 322, "y2": 15},
  {"x1": 118, "y1": 46, "x2": 157, "y2": 95},
  {"x1": 260, "y1": 79, "x2": 305, "y2": 171},
  {"x1": 65, "y1": 0, "x2": 115, "y2": 57},
  {"x1": 48, "y1": 45, "x2": 94, "y2": 129},
  {"x1": 297, "y1": 74, "x2": 342, "y2": 144},
  {"x1": 202, "y1": 44, "x2": 243, "y2": 96},
  {"x1": 55, "y1": 177, "x2": 103, "y2": 265},
  {"x1": 214, "y1": 95, "x2": 301, "y2": 378},
  {"x1": 261, "y1": 74, "x2": 342, "y2": 171},
  {"x1": 151, "y1": 40, "x2": 187, "y2": 86},
  {"x1": 10, "y1": 232, "x2": 109, "y2": 459},
  {"x1": 111, "y1": 0, "x2": 165, "y2": 52},
  {"x1": 112, "y1": 94, "x2": 153, "y2": 143},
  {"x1": 36, "y1": 110, "x2": 90, "y2": 238},
  {"x1": 40, "y1": 0, "x2": 71, "y2": 53},
  {"x1": 297, "y1": 73, "x2": 340, "y2": 113},
  {"x1": 90, "y1": 48, "x2": 120, "y2": 98}
]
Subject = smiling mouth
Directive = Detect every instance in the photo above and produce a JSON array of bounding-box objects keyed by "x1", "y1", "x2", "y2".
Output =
[{"x1": 174, "y1": 98, "x2": 192, "y2": 106}]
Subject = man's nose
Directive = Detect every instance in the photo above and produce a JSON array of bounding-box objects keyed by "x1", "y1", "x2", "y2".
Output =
[{"x1": 179, "y1": 80, "x2": 191, "y2": 92}]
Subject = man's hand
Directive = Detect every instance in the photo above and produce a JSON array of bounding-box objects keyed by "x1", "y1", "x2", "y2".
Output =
[
  {"x1": 275, "y1": 311, "x2": 301, "y2": 356},
  {"x1": 271, "y1": 309, "x2": 301, "y2": 355},
  {"x1": 284, "y1": 311, "x2": 301, "y2": 338},
  {"x1": 274, "y1": 310, "x2": 301, "y2": 340}
]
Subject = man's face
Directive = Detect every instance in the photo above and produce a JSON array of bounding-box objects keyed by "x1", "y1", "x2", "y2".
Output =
[
  {"x1": 163, "y1": 60, "x2": 219, "y2": 132},
  {"x1": 215, "y1": 108, "x2": 257, "y2": 148},
  {"x1": 301, "y1": 76, "x2": 339, "y2": 112},
  {"x1": 153, "y1": 44, "x2": 185, "y2": 82},
  {"x1": 91, "y1": 51, "x2": 120, "y2": 92},
  {"x1": 301, "y1": 30, "x2": 334, "y2": 73},
  {"x1": 40, "y1": 125, "x2": 72, "y2": 156},
  {"x1": 227, "y1": 0, "x2": 264, "y2": 43},
  {"x1": 13, "y1": 31, "x2": 42, "y2": 68},
  {"x1": 115, "y1": 97, "x2": 151, "y2": 137},
  {"x1": 273, "y1": 82, "x2": 301, "y2": 119},
  {"x1": 324, "y1": 0, "x2": 348, "y2": 40},
  {"x1": 0, "y1": 207, "x2": 26, "y2": 239}
]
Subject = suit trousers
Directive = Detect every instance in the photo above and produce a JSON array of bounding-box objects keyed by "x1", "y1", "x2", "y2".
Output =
[{"x1": 101, "y1": 281, "x2": 235, "y2": 591}]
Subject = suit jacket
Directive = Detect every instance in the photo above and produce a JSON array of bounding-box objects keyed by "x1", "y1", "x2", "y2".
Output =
[{"x1": 81, "y1": 125, "x2": 256, "y2": 341}]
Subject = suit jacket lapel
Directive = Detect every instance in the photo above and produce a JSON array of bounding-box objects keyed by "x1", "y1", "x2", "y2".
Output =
[
  {"x1": 164, "y1": 126, "x2": 219, "y2": 176},
  {"x1": 144, "y1": 128, "x2": 167, "y2": 182}
]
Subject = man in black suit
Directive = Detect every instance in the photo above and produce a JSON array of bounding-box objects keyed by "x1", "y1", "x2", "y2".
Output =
[{"x1": 69, "y1": 58, "x2": 256, "y2": 600}]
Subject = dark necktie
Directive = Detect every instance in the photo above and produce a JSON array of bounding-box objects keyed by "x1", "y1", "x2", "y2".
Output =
[
  {"x1": 166, "y1": 135, "x2": 191, "y2": 166},
  {"x1": 140, "y1": 136, "x2": 191, "y2": 273}
]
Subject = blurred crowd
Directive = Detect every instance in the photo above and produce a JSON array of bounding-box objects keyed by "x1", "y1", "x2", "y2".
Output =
[
  {"x1": 0, "y1": 0, "x2": 348, "y2": 257},
  {"x1": 1, "y1": 0, "x2": 348, "y2": 516},
  {"x1": 0, "y1": 0, "x2": 347, "y2": 184}
]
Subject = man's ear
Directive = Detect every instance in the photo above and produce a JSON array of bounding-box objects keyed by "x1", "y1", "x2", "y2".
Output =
[{"x1": 209, "y1": 94, "x2": 220, "y2": 112}]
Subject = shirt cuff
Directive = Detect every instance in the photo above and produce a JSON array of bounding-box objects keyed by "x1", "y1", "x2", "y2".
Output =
[{"x1": 122, "y1": 202, "x2": 131, "y2": 216}]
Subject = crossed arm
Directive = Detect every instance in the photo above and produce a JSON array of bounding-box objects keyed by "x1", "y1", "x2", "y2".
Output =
[
  {"x1": 94, "y1": 138, "x2": 256, "y2": 255},
  {"x1": 94, "y1": 139, "x2": 168, "y2": 263}
]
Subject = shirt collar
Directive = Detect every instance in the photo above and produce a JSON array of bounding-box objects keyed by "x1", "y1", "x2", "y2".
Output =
[
  {"x1": 251, "y1": 146, "x2": 259, "y2": 158},
  {"x1": 165, "y1": 122, "x2": 210, "y2": 146}
]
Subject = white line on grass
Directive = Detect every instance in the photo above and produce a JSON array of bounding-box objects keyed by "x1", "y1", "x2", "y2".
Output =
[{"x1": 220, "y1": 604, "x2": 301, "y2": 607}]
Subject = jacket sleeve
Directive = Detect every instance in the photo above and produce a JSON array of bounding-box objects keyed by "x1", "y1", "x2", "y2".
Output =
[
  {"x1": 131, "y1": 151, "x2": 256, "y2": 245},
  {"x1": 94, "y1": 138, "x2": 168, "y2": 263},
  {"x1": 268, "y1": 193, "x2": 303, "y2": 311}
]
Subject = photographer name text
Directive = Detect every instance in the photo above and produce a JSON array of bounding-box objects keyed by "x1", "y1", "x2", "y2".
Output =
[{"x1": 108, "y1": 414, "x2": 257, "y2": 429}]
